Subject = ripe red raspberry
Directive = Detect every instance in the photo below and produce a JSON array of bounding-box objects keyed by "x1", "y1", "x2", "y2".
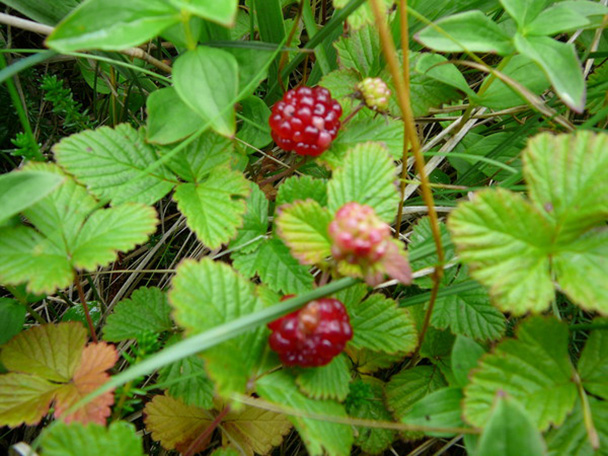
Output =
[
  {"x1": 328, "y1": 202, "x2": 392, "y2": 266},
  {"x1": 268, "y1": 297, "x2": 353, "y2": 367},
  {"x1": 269, "y1": 86, "x2": 342, "y2": 157}
]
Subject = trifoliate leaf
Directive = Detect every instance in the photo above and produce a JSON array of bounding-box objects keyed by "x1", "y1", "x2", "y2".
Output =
[
  {"x1": 174, "y1": 166, "x2": 249, "y2": 249},
  {"x1": 0, "y1": 298, "x2": 25, "y2": 345},
  {"x1": 40, "y1": 421, "x2": 144, "y2": 456},
  {"x1": 464, "y1": 316, "x2": 577, "y2": 431},
  {"x1": 53, "y1": 123, "x2": 176, "y2": 205},
  {"x1": 524, "y1": 131, "x2": 608, "y2": 242},
  {"x1": 144, "y1": 394, "x2": 213, "y2": 452},
  {"x1": 449, "y1": 131, "x2": 608, "y2": 315},
  {"x1": 145, "y1": 394, "x2": 291, "y2": 455},
  {"x1": 233, "y1": 237, "x2": 314, "y2": 294},
  {"x1": 157, "y1": 355, "x2": 214, "y2": 410},
  {"x1": 448, "y1": 188, "x2": 555, "y2": 314},
  {"x1": 275, "y1": 199, "x2": 333, "y2": 265},
  {"x1": 432, "y1": 281, "x2": 506, "y2": 342},
  {"x1": 323, "y1": 117, "x2": 405, "y2": 168},
  {"x1": 477, "y1": 393, "x2": 546, "y2": 456},
  {"x1": 275, "y1": 175, "x2": 328, "y2": 208},
  {"x1": 403, "y1": 387, "x2": 466, "y2": 437},
  {"x1": 578, "y1": 319, "x2": 608, "y2": 400},
  {"x1": 327, "y1": 142, "x2": 399, "y2": 223},
  {"x1": 0, "y1": 164, "x2": 157, "y2": 295},
  {"x1": 346, "y1": 377, "x2": 395, "y2": 455},
  {"x1": 230, "y1": 182, "x2": 269, "y2": 253},
  {"x1": 334, "y1": 24, "x2": 381, "y2": 77},
  {"x1": 103, "y1": 287, "x2": 173, "y2": 342},
  {"x1": 346, "y1": 293, "x2": 417, "y2": 355},
  {"x1": 257, "y1": 370, "x2": 354, "y2": 456},
  {"x1": 296, "y1": 354, "x2": 351, "y2": 401},
  {"x1": 169, "y1": 258, "x2": 266, "y2": 399},
  {"x1": 546, "y1": 398, "x2": 608, "y2": 456},
  {"x1": 451, "y1": 336, "x2": 486, "y2": 388},
  {"x1": 0, "y1": 323, "x2": 117, "y2": 427},
  {"x1": 386, "y1": 366, "x2": 447, "y2": 421}
]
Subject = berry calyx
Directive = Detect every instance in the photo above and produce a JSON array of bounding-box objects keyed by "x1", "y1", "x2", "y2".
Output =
[
  {"x1": 269, "y1": 86, "x2": 343, "y2": 157},
  {"x1": 268, "y1": 297, "x2": 353, "y2": 367},
  {"x1": 328, "y1": 202, "x2": 392, "y2": 266},
  {"x1": 356, "y1": 77, "x2": 391, "y2": 112}
]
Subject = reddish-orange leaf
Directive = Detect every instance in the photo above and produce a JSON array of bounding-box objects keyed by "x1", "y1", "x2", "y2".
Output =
[{"x1": 54, "y1": 342, "x2": 118, "y2": 425}]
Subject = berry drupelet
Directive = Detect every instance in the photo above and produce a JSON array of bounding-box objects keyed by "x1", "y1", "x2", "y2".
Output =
[
  {"x1": 269, "y1": 86, "x2": 342, "y2": 157},
  {"x1": 328, "y1": 202, "x2": 392, "y2": 266},
  {"x1": 267, "y1": 297, "x2": 353, "y2": 367}
]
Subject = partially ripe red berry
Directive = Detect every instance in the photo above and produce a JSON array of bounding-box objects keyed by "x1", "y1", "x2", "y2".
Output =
[
  {"x1": 267, "y1": 297, "x2": 353, "y2": 367},
  {"x1": 328, "y1": 202, "x2": 392, "y2": 265},
  {"x1": 269, "y1": 86, "x2": 342, "y2": 157}
]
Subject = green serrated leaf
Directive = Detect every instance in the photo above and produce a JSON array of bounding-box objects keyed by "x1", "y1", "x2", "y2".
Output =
[
  {"x1": 347, "y1": 294, "x2": 417, "y2": 354},
  {"x1": 451, "y1": 336, "x2": 486, "y2": 388},
  {"x1": 103, "y1": 287, "x2": 172, "y2": 342},
  {"x1": 578, "y1": 319, "x2": 608, "y2": 400},
  {"x1": 257, "y1": 370, "x2": 354, "y2": 456},
  {"x1": 346, "y1": 377, "x2": 395, "y2": 455},
  {"x1": 275, "y1": 199, "x2": 333, "y2": 265},
  {"x1": 464, "y1": 316, "x2": 577, "y2": 431},
  {"x1": 386, "y1": 365, "x2": 447, "y2": 421},
  {"x1": 46, "y1": 0, "x2": 179, "y2": 52},
  {"x1": 0, "y1": 298, "x2": 25, "y2": 345},
  {"x1": 0, "y1": 164, "x2": 157, "y2": 294},
  {"x1": 0, "y1": 170, "x2": 64, "y2": 225},
  {"x1": 157, "y1": 355, "x2": 214, "y2": 409},
  {"x1": 319, "y1": 68, "x2": 361, "y2": 118},
  {"x1": 323, "y1": 118, "x2": 405, "y2": 168},
  {"x1": 432, "y1": 281, "x2": 506, "y2": 342},
  {"x1": 230, "y1": 183, "x2": 269, "y2": 253},
  {"x1": 162, "y1": 130, "x2": 234, "y2": 184},
  {"x1": 334, "y1": 24, "x2": 381, "y2": 76},
  {"x1": 174, "y1": 166, "x2": 249, "y2": 249},
  {"x1": 417, "y1": 10, "x2": 514, "y2": 54},
  {"x1": 40, "y1": 421, "x2": 143, "y2": 456},
  {"x1": 403, "y1": 387, "x2": 466, "y2": 437},
  {"x1": 296, "y1": 354, "x2": 351, "y2": 401},
  {"x1": 233, "y1": 237, "x2": 314, "y2": 294},
  {"x1": 524, "y1": 131, "x2": 608, "y2": 242},
  {"x1": 53, "y1": 123, "x2": 176, "y2": 205},
  {"x1": 327, "y1": 142, "x2": 399, "y2": 223},
  {"x1": 448, "y1": 188, "x2": 554, "y2": 314},
  {"x1": 174, "y1": 46, "x2": 238, "y2": 137},
  {"x1": 169, "y1": 258, "x2": 266, "y2": 399},
  {"x1": 276, "y1": 175, "x2": 328, "y2": 208},
  {"x1": 477, "y1": 393, "x2": 546, "y2": 456},
  {"x1": 146, "y1": 87, "x2": 204, "y2": 145}
]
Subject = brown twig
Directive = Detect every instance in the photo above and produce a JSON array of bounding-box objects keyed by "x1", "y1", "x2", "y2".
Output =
[
  {"x1": 369, "y1": 0, "x2": 444, "y2": 360},
  {"x1": 258, "y1": 156, "x2": 307, "y2": 187}
]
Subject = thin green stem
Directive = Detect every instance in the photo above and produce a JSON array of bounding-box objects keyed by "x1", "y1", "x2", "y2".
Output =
[
  {"x1": 182, "y1": 12, "x2": 197, "y2": 51},
  {"x1": 574, "y1": 372, "x2": 600, "y2": 449},
  {"x1": 75, "y1": 274, "x2": 98, "y2": 343}
]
